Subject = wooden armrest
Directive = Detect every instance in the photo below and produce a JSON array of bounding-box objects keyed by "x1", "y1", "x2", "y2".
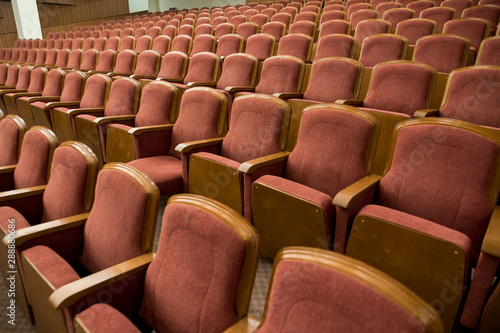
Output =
[
  {"x1": 335, "y1": 99, "x2": 363, "y2": 106},
  {"x1": 332, "y1": 174, "x2": 382, "y2": 209},
  {"x1": 129, "y1": 124, "x2": 174, "y2": 135},
  {"x1": 94, "y1": 115, "x2": 136, "y2": 125},
  {"x1": 413, "y1": 109, "x2": 439, "y2": 118},
  {"x1": 186, "y1": 82, "x2": 216, "y2": 88},
  {"x1": 130, "y1": 74, "x2": 157, "y2": 80},
  {"x1": 67, "y1": 107, "x2": 106, "y2": 116},
  {"x1": 10, "y1": 92, "x2": 42, "y2": 98},
  {"x1": 108, "y1": 72, "x2": 131, "y2": 77},
  {"x1": 238, "y1": 151, "x2": 291, "y2": 174},
  {"x1": 156, "y1": 77, "x2": 184, "y2": 83},
  {"x1": 0, "y1": 185, "x2": 46, "y2": 203},
  {"x1": 175, "y1": 137, "x2": 224, "y2": 153},
  {"x1": 49, "y1": 253, "x2": 154, "y2": 310},
  {"x1": 0, "y1": 85, "x2": 15, "y2": 89},
  {"x1": 0, "y1": 89, "x2": 27, "y2": 94},
  {"x1": 0, "y1": 165, "x2": 16, "y2": 174},
  {"x1": 482, "y1": 206, "x2": 500, "y2": 258},
  {"x1": 273, "y1": 92, "x2": 303, "y2": 100},
  {"x1": 223, "y1": 316, "x2": 261, "y2": 333},
  {"x1": 45, "y1": 101, "x2": 81, "y2": 109},
  {"x1": 26, "y1": 96, "x2": 60, "y2": 103},
  {"x1": 225, "y1": 86, "x2": 255, "y2": 93},
  {"x1": 5, "y1": 212, "x2": 89, "y2": 247}
]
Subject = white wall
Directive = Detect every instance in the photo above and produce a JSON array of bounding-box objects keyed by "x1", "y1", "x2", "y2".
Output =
[
  {"x1": 158, "y1": 0, "x2": 243, "y2": 11},
  {"x1": 128, "y1": 0, "x2": 149, "y2": 13},
  {"x1": 11, "y1": 0, "x2": 43, "y2": 39}
]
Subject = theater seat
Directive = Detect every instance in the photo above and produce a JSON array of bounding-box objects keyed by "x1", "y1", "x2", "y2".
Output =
[
  {"x1": 224, "y1": 247, "x2": 443, "y2": 333},
  {"x1": 251, "y1": 105, "x2": 379, "y2": 257},
  {"x1": 0, "y1": 65, "x2": 33, "y2": 114},
  {"x1": 73, "y1": 194, "x2": 260, "y2": 333},
  {"x1": 475, "y1": 35, "x2": 500, "y2": 65},
  {"x1": 0, "y1": 115, "x2": 26, "y2": 166},
  {"x1": 3, "y1": 67, "x2": 47, "y2": 116},
  {"x1": 19, "y1": 163, "x2": 159, "y2": 333}
]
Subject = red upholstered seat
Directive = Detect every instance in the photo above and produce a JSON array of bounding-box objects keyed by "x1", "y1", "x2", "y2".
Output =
[
  {"x1": 395, "y1": 18, "x2": 437, "y2": 46},
  {"x1": 3, "y1": 67, "x2": 47, "y2": 116},
  {"x1": 314, "y1": 34, "x2": 358, "y2": 60},
  {"x1": 442, "y1": 0, "x2": 474, "y2": 17},
  {"x1": 358, "y1": 34, "x2": 408, "y2": 68},
  {"x1": 350, "y1": 9, "x2": 380, "y2": 31},
  {"x1": 383, "y1": 8, "x2": 416, "y2": 29},
  {"x1": 170, "y1": 34, "x2": 193, "y2": 55},
  {"x1": 318, "y1": 20, "x2": 351, "y2": 38},
  {"x1": 0, "y1": 115, "x2": 26, "y2": 166},
  {"x1": 277, "y1": 33, "x2": 313, "y2": 62},
  {"x1": 251, "y1": 105, "x2": 378, "y2": 257},
  {"x1": 0, "y1": 65, "x2": 33, "y2": 113},
  {"x1": 109, "y1": 49, "x2": 138, "y2": 76},
  {"x1": 20, "y1": 163, "x2": 159, "y2": 333},
  {"x1": 151, "y1": 35, "x2": 171, "y2": 55},
  {"x1": 407, "y1": 0, "x2": 436, "y2": 17},
  {"x1": 333, "y1": 118, "x2": 500, "y2": 332},
  {"x1": 443, "y1": 17, "x2": 491, "y2": 51},
  {"x1": 255, "y1": 55, "x2": 306, "y2": 96},
  {"x1": 215, "y1": 22, "x2": 236, "y2": 40},
  {"x1": 190, "y1": 34, "x2": 217, "y2": 55},
  {"x1": 122, "y1": 87, "x2": 227, "y2": 194},
  {"x1": 79, "y1": 48, "x2": 99, "y2": 71},
  {"x1": 73, "y1": 194, "x2": 260, "y2": 333},
  {"x1": 353, "y1": 19, "x2": 392, "y2": 45},
  {"x1": 420, "y1": 7, "x2": 456, "y2": 31},
  {"x1": 133, "y1": 35, "x2": 153, "y2": 53},
  {"x1": 194, "y1": 23, "x2": 214, "y2": 37},
  {"x1": 476, "y1": 35, "x2": 500, "y2": 65},
  {"x1": 413, "y1": 34, "x2": 470, "y2": 73},
  {"x1": 245, "y1": 33, "x2": 276, "y2": 60},
  {"x1": 155, "y1": 51, "x2": 189, "y2": 82},
  {"x1": 226, "y1": 247, "x2": 442, "y2": 332},
  {"x1": 376, "y1": 2, "x2": 403, "y2": 18},
  {"x1": 216, "y1": 34, "x2": 244, "y2": 58},
  {"x1": 462, "y1": 4, "x2": 500, "y2": 33}
]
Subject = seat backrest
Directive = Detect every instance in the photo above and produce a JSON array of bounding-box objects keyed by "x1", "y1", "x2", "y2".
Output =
[
  {"x1": 195, "y1": 23, "x2": 214, "y2": 37},
  {"x1": 439, "y1": 66, "x2": 500, "y2": 128},
  {"x1": 138, "y1": 194, "x2": 259, "y2": 332},
  {"x1": 62, "y1": 38, "x2": 72, "y2": 49},
  {"x1": 250, "y1": 13, "x2": 270, "y2": 28},
  {"x1": 0, "y1": 115, "x2": 26, "y2": 166},
  {"x1": 41, "y1": 141, "x2": 98, "y2": 222},
  {"x1": 79, "y1": 73, "x2": 112, "y2": 109},
  {"x1": 182, "y1": 52, "x2": 220, "y2": 85},
  {"x1": 41, "y1": 68, "x2": 66, "y2": 97},
  {"x1": 133, "y1": 50, "x2": 160, "y2": 76},
  {"x1": 60, "y1": 70, "x2": 86, "y2": 103},
  {"x1": 27, "y1": 67, "x2": 47, "y2": 93},
  {"x1": 407, "y1": 0, "x2": 436, "y2": 17},
  {"x1": 412, "y1": 34, "x2": 470, "y2": 73},
  {"x1": 157, "y1": 51, "x2": 189, "y2": 81},
  {"x1": 216, "y1": 34, "x2": 244, "y2": 57},
  {"x1": 257, "y1": 247, "x2": 442, "y2": 332},
  {"x1": 442, "y1": 0, "x2": 473, "y2": 17},
  {"x1": 79, "y1": 49, "x2": 99, "y2": 71},
  {"x1": 364, "y1": 60, "x2": 437, "y2": 115},
  {"x1": 14, "y1": 126, "x2": 57, "y2": 189},
  {"x1": 191, "y1": 34, "x2": 217, "y2": 55},
  {"x1": 135, "y1": 81, "x2": 178, "y2": 127},
  {"x1": 113, "y1": 49, "x2": 138, "y2": 75},
  {"x1": 66, "y1": 48, "x2": 83, "y2": 69},
  {"x1": 147, "y1": 26, "x2": 162, "y2": 39},
  {"x1": 171, "y1": 35, "x2": 193, "y2": 54},
  {"x1": 26, "y1": 48, "x2": 37, "y2": 63},
  {"x1": 215, "y1": 22, "x2": 236, "y2": 39},
  {"x1": 3, "y1": 64, "x2": 20, "y2": 88},
  {"x1": 134, "y1": 35, "x2": 153, "y2": 53},
  {"x1": 119, "y1": 35, "x2": 136, "y2": 51},
  {"x1": 354, "y1": 19, "x2": 392, "y2": 45},
  {"x1": 395, "y1": 18, "x2": 437, "y2": 45},
  {"x1": 462, "y1": 4, "x2": 500, "y2": 32},
  {"x1": 54, "y1": 38, "x2": 64, "y2": 49},
  {"x1": 315, "y1": 34, "x2": 358, "y2": 60},
  {"x1": 420, "y1": 7, "x2": 456, "y2": 30},
  {"x1": 82, "y1": 37, "x2": 95, "y2": 51},
  {"x1": 359, "y1": 34, "x2": 408, "y2": 67},
  {"x1": 277, "y1": 33, "x2": 313, "y2": 62},
  {"x1": 321, "y1": 10, "x2": 347, "y2": 24},
  {"x1": 245, "y1": 33, "x2": 276, "y2": 60},
  {"x1": 15, "y1": 65, "x2": 32, "y2": 90},
  {"x1": 237, "y1": 22, "x2": 260, "y2": 41},
  {"x1": 376, "y1": 2, "x2": 403, "y2": 18},
  {"x1": 169, "y1": 88, "x2": 227, "y2": 159},
  {"x1": 261, "y1": 21, "x2": 286, "y2": 41},
  {"x1": 304, "y1": 57, "x2": 364, "y2": 103},
  {"x1": 134, "y1": 27, "x2": 147, "y2": 39},
  {"x1": 79, "y1": 163, "x2": 159, "y2": 273},
  {"x1": 378, "y1": 118, "x2": 500, "y2": 259},
  {"x1": 383, "y1": 8, "x2": 416, "y2": 28},
  {"x1": 351, "y1": 10, "x2": 380, "y2": 30},
  {"x1": 256, "y1": 55, "x2": 305, "y2": 95},
  {"x1": 476, "y1": 36, "x2": 500, "y2": 65},
  {"x1": 319, "y1": 20, "x2": 351, "y2": 38},
  {"x1": 104, "y1": 77, "x2": 141, "y2": 116},
  {"x1": 216, "y1": 53, "x2": 259, "y2": 90},
  {"x1": 151, "y1": 35, "x2": 171, "y2": 55},
  {"x1": 95, "y1": 49, "x2": 117, "y2": 72},
  {"x1": 34, "y1": 48, "x2": 47, "y2": 65},
  {"x1": 443, "y1": 17, "x2": 491, "y2": 50},
  {"x1": 221, "y1": 94, "x2": 290, "y2": 162},
  {"x1": 348, "y1": 3, "x2": 374, "y2": 20}
]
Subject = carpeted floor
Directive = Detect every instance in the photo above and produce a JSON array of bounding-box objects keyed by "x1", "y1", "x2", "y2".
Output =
[{"x1": 0, "y1": 196, "x2": 273, "y2": 332}]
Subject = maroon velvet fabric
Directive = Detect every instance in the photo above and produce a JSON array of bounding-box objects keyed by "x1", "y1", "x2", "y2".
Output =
[
  {"x1": 215, "y1": 23, "x2": 236, "y2": 40},
  {"x1": 79, "y1": 167, "x2": 149, "y2": 273},
  {"x1": 80, "y1": 49, "x2": 99, "y2": 71},
  {"x1": 351, "y1": 10, "x2": 379, "y2": 30},
  {"x1": 216, "y1": 34, "x2": 243, "y2": 57},
  {"x1": 67, "y1": 49, "x2": 83, "y2": 69},
  {"x1": 443, "y1": 18, "x2": 489, "y2": 50},
  {"x1": 113, "y1": 50, "x2": 137, "y2": 75},
  {"x1": 289, "y1": 21, "x2": 316, "y2": 37},
  {"x1": 14, "y1": 130, "x2": 51, "y2": 189},
  {"x1": 128, "y1": 156, "x2": 182, "y2": 195},
  {"x1": 354, "y1": 20, "x2": 392, "y2": 45},
  {"x1": 383, "y1": 8, "x2": 415, "y2": 28},
  {"x1": 378, "y1": 124, "x2": 498, "y2": 259},
  {"x1": 134, "y1": 36, "x2": 153, "y2": 53},
  {"x1": 420, "y1": 7, "x2": 456, "y2": 30},
  {"x1": 171, "y1": 35, "x2": 192, "y2": 54},
  {"x1": 395, "y1": 18, "x2": 436, "y2": 46},
  {"x1": 75, "y1": 304, "x2": 141, "y2": 333},
  {"x1": 45, "y1": 49, "x2": 57, "y2": 66},
  {"x1": 152, "y1": 35, "x2": 171, "y2": 55},
  {"x1": 477, "y1": 36, "x2": 500, "y2": 66},
  {"x1": 463, "y1": 5, "x2": 500, "y2": 32},
  {"x1": 440, "y1": 66, "x2": 500, "y2": 128},
  {"x1": 0, "y1": 117, "x2": 21, "y2": 166},
  {"x1": 104, "y1": 78, "x2": 139, "y2": 116},
  {"x1": 191, "y1": 35, "x2": 217, "y2": 55},
  {"x1": 60, "y1": 72, "x2": 85, "y2": 102},
  {"x1": 135, "y1": 82, "x2": 174, "y2": 127},
  {"x1": 71, "y1": 38, "x2": 83, "y2": 50},
  {"x1": 139, "y1": 202, "x2": 245, "y2": 332},
  {"x1": 28, "y1": 68, "x2": 46, "y2": 93},
  {"x1": 216, "y1": 53, "x2": 257, "y2": 90},
  {"x1": 34, "y1": 49, "x2": 46, "y2": 65},
  {"x1": 182, "y1": 52, "x2": 218, "y2": 85},
  {"x1": 359, "y1": 34, "x2": 406, "y2": 68},
  {"x1": 222, "y1": 95, "x2": 284, "y2": 162},
  {"x1": 236, "y1": 22, "x2": 260, "y2": 41},
  {"x1": 315, "y1": 34, "x2": 356, "y2": 60},
  {"x1": 363, "y1": 61, "x2": 434, "y2": 115},
  {"x1": 4, "y1": 65, "x2": 19, "y2": 87},
  {"x1": 255, "y1": 56, "x2": 304, "y2": 94},
  {"x1": 106, "y1": 37, "x2": 121, "y2": 51},
  {"x1": 133, "y1": 50, "x2": 159, "y2": 76},
  {"x1": 0, "y1": 206, "x2": 31, "y2": 234},
  {"x1": 168, "y1": 88, "x2": 223, "y2": 159},
  {"x1": 413, "y1": 35, "x2": 469, "y2": 73},
  {"x1": 319, "y1": 20, "x2": 351, "y2": 38},
  {"x1": 277, "y1": 33, "x2": 312, "y2": 62},
  {"x1": 94, "y1": 37, "x2": 107, "y2": 51},
  {"x1": 79, "y1": 74, "x2": 109, "y2": 109},
  {"x1": 95, "y1": 50, "x2": 116, "y2": 72},
  {"x1": 119, "y1": 36, "x2": 136, "y2": 52},
  {"x1": 256, "y1": 260, "x2": 424, "y2": 332},
  {"x1": 157, "y1": 51, "x2": 188, "y2": 80},
  {"x1": 304, "y1": 58, "x2": 361, "y2": 102},
  {"x1": 261, "y1": 22, "x2": 285, "y2": 41},
  {"x1": 245, "y1": 34, "x2": 276, "y2": 60},
  {"x1": 41, "y1": 146, "x2": 88, "y2": 222},
  {"x1": 321, "y1": 10, "x2": 347, "y2": 24},
  {"x1": 42, "y1": 70, "x2": 65, "y2": 97},
  {"x1": 54, "y1": 49, "x2": 70, "y2": 67}
]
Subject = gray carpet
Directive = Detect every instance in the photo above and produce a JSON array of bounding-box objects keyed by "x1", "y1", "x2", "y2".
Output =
[{"x1": 0, "y1": 195, "x2": 273, "y2": 332}]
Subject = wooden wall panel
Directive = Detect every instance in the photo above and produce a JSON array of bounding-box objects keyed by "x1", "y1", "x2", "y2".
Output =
[{"x1": 0, "y1": 2, "x2": 17, "y2": 48}]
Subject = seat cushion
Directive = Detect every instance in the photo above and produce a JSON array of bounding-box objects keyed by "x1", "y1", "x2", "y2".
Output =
[
  {"x1": 75, "y1": 304, "x2": 140, "y2": 333},
  {"x1": 0, "y1": 207, "x2": 31, "y2": 235},
  {"x1": 357, "y1": 204, "x2": 473, "y2": 253},
  {"x1": 193, "y1": 152, "x2": 242, "y2": 169},
  {"x1": 128, "y1": 155, "x2": 182, "y2": 195}
]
